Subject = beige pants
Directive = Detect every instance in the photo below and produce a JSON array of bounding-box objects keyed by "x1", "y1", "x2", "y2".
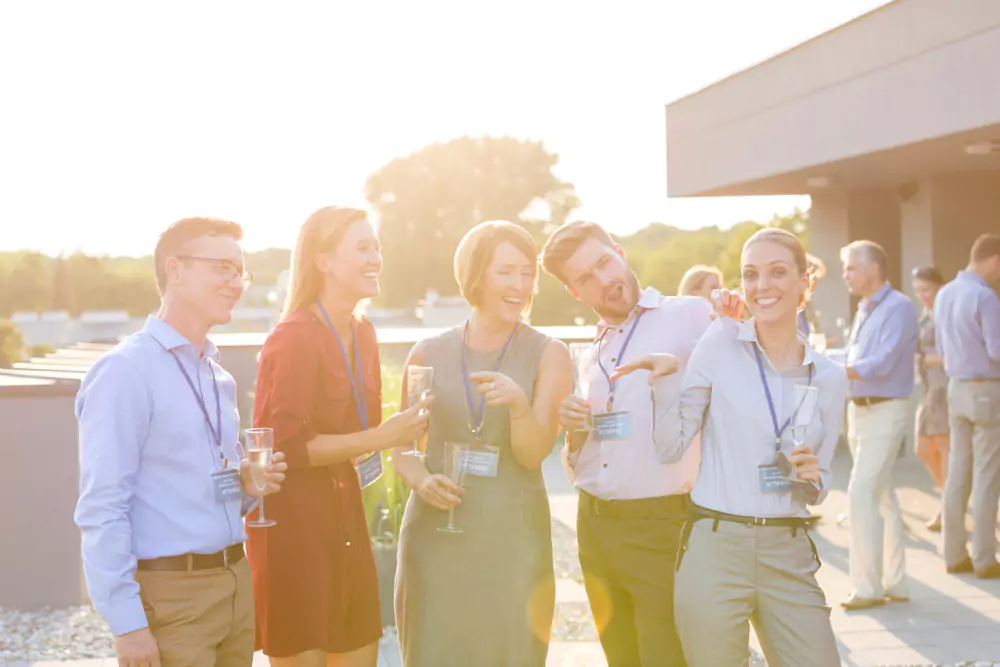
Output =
[
  {"x1": 675, "y1": 520, "x2": 839, "y2": 667},
  {"x1": 136, "y1": 554, "x2": 255, "y2": 667},
  {"x1": 847, "y1": 399, "x2": 909, "y2": 599},
  {"x1": 943, "y1": 379, "x2": 1000, "y2": 570}
]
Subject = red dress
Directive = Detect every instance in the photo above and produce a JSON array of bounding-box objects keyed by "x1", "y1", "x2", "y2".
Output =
[{"x1": 247, "y1": 308, "x2": 383, "y2": 656}]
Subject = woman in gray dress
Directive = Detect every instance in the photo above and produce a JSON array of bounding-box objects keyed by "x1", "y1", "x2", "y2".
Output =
[
  {"x1": 912, "y1": 266, "x2": 950, "y2": 531},
  {"x1": 393, "y1": 221, "x2": 572, "y2": 667}
]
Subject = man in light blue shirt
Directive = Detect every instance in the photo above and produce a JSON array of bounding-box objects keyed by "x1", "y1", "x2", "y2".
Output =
[
  {"x1": 840, "y1": 240, "x2": 918, "y2": 610},
  {"x1": 935, "y1": 233, "x2": 1000, "y2": 578},
  {"x1": 74, "y1": 217, "x2": 287, "y2": 667}
]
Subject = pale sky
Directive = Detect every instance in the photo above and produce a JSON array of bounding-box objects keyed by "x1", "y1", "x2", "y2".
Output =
[{"x1": 0, "y1": 0, "x2": 891, "y2": 257}]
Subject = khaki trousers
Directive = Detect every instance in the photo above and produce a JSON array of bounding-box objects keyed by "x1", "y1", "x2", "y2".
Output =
[
  {"x1": 675, "y1": 519, "x2": 839, "y2": 667},
  {"x1": 943, "y1": 379, "x2": 1000, "y2": 570},
  {"x1": 846, "y1": 399, "x2": 909, "y2": 599},
  {"x1": 136, "y1": 554, "x2": 255, "y2": 667}
]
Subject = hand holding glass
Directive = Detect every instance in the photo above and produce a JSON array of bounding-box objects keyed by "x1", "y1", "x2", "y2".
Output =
[
  {"x1": 402, "y1": 366, "x2": 433, "y2": 459},
  {"x1": 788, "y1": 385, "x2": 820, "y2": 480},
  {"x1": 246, "y1": 427, "x2": 277, "y2": 528},
  {"x1": 438, "y1": 442, "x2": 468, "y2": 534},
  {"x1": 569, "y1": 343, "x2": 595, "y2": 432}
]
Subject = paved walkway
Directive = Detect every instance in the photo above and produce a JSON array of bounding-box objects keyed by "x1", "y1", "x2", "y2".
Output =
[{"x1": 5, "y1": 448, "x2": 1000, "y2": 667}]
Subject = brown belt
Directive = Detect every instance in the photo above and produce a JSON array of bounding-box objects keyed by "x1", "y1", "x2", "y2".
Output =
[
  {"x1": 851, "y1": 396, "x2": 899, "y2": 407},
  {"x1": 579, "y1": 490, "x2": 689, "y2": 519},
  {"x1": 137, "y1": 544, "x2": 245, "y2": 571},
  {"x1": 961, "y1": 378, "x2": 1000, "y2": 384}
]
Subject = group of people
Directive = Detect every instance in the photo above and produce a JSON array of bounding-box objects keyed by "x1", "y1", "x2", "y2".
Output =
[{"x1": 72, "y1": 205, "x2": 1000, "y2": 667}]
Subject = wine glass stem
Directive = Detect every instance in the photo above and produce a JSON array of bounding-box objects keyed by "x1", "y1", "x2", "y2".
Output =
[
  {"x1": 447, "y1": 507, "x2": 455, "y2": 529},
  {"x1": 258, "y1": 494, "x2": 266, "y2": 522}
]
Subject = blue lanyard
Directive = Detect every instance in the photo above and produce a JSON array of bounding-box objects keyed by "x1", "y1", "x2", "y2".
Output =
[
  {"x1": 317, "y1": 301, "x2": 368, "y2": 431},
  {"x1": 596, "y1": 308, "x2": 648, "y2": 411},
  {"x1": 169, "y1": 352, "x2": 224, "y2": 458},
  {"x1": 752, "y1": 344, "x2": 813, "y2": 451},
  {"x1": 461, "y1": 320, "x2": 519, "y2": 442}
]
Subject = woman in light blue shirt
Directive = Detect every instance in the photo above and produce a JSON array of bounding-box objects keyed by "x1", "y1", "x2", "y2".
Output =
[{"x1": 615, "y1": 228, "x2": 847, "y2": 667}]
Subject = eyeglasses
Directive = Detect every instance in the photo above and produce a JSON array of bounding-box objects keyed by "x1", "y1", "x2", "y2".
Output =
[{"x1": 176, "y1": 256, "x2": 253, "y2": 287}]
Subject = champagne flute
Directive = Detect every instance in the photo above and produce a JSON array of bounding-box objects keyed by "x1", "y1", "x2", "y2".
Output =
[
  {"x1": 437, "y1": 442, "x2": 468, "y2": 534},
  {"x1": 569, "y1": 343, "x2": 595, "y2": 431},
  {"x1": 788, "y1": 385, "x2": 820, "y2": 480},
  {"x1": 402, "y1": 365, "x2": 433, "y2": 459},
  {"x1": 246, "y1": 427, "x2": 277, "y2": 528}
]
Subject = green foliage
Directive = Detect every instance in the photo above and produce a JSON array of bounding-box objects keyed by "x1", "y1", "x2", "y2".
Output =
[
  {"x1": 361, "y1": 361, "x2": 410, "y2": 542},
  {"x1": 0, "y1": 319, "x2": 25, "y2": 367}
]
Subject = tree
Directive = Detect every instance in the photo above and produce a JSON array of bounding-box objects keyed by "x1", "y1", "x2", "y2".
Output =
[
  {"x1": 365, "y1": 136, "x2": 578, "y2": 307},
  {"x1": 0, "y1": 319, "x2": 24, "y2": 367}
]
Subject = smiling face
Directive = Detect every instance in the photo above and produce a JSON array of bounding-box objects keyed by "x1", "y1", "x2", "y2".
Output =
[
  {"x1": 741, "y1": 240, "x2": 809, "y2": 325},
  {"x1": 561, "y1": 237, "x2": 641, "y2": 323},
  {"x1": 164, "y1": 234, "x2": 246, "y2": 327},
  {"x1": 475, "y1": 240, "x2": 537, "y2": 324},
  {"x1": 913, "y1": 277, "x2": 939, "y2": 311},
  {"x1": 316, "y1": 218, "x2": 383, "y2": 302}
]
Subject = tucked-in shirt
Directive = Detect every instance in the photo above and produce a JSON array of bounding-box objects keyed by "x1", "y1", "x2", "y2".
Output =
[
  {"x1": 934, "y1": 270, "x2": 1000, "y2": 380},
  {"x1": 846, "y1": 282, "x2": 918, "y2": 399},
  {"x1": 653, "y1": 318, "x2": 847, "y2": 518},
  {"x1": 564, "y1": 288, "x2": 713, "y2": 500},
  {"x1": 74, "y1": 317, "x2": 250, "y2": 636}
]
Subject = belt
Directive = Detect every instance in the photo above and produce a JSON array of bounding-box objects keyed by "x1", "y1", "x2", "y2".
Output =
[
  {"x1": 691, "y1": 504, "x2": 809, "y2": 529},
  {"x1": 579, "y1": 490, "x2": 689, "y2": 519},
  {"x1": 850, "y1": 396, "x2": 898, "y2": 407},
  {"x1": 137, "y1": 544, "x2": 245, "y2": 572},
  {"x1": 959, "y1": 378, "x2": 1000, "y2": 384}
]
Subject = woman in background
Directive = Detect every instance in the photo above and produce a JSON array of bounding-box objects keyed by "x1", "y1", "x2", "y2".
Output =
[
  {"x1": 393, "y1": 221, "x2": 572, "y2": 667},
  {"x1": 678, "y1": 265, "x2": 724, "y2": 300},
  {"x1": 912, "y1": 265, "x2": 949, "y2": 531}
]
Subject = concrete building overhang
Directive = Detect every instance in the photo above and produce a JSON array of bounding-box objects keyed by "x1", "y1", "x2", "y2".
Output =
[{"x1": 665, "y1": 0, "x2": 1000, "y2": 197}]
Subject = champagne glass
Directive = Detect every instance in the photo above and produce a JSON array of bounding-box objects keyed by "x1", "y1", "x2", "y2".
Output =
[
  {"x1": 788, "y1": 385, "x2": 820, "y2": 480},
  {"x1": 569, "y1": 343, "x2": 595, "y2": 431},
  {"x1": 438, "y1": 442, "x2": 468, "y2": 534},
  {"x1": 246, "y1": 427, "x2": 277, "y2": 528},
  {"x1": 402, "y1": 365, "x2": 433, "y2": 459}
]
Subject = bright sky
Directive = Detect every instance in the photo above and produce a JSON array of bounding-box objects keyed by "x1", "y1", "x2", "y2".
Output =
[{"x1": 0, "y1": 0, "x2": 891, "y2": 257}]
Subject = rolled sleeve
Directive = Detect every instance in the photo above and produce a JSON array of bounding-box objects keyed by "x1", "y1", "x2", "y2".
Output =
[
  {"x1": 254, "y1": 322, "x2": 320, "y2": 471},
  {"x1": 73, "y1": 355, "x2": 151, "y2": 636}
]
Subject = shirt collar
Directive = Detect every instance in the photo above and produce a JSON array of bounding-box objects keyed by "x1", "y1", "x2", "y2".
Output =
[
  {"x1": 736, "y1": 318, "x2": 816, "y2": 367},
  {"x1": 143, "y1": 316, "x2": 220, "y2": 360},
  {"x1": 958, "y1": 269, "x2": 989, "y2": 289},
  {"x1": 595, "y1": 286, "x2": 662, "y2": 337},
  {"x1": 864, "y1": 282, "x2": 893, "y2": 309}
]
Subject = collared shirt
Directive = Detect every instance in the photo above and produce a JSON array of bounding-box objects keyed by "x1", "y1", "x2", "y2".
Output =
[
  {"x1": 846, "y1": 282, "x2": 918, "y2": 399},
  {"x1": 564, "y1": 288, "x2": 713, "y2": 500},
  {"x1": 934, "y1": 270, "x2": 1000, "y2": 380},
  {"x1": 74, "y1": 317, "x2": 249, "y2": 636},
  {"x1": 653, "y1": 317, "x2": 847, "y2": 518}
]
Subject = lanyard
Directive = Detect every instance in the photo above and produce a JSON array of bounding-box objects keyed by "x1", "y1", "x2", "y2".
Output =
[
  {"x1": 317, "y1": 301, "x2": 368, "y2": 431},
  {"x1": 169, "y1": 352, "x2": 223, "y2": 459},
  {"x1": 752, "y1": 344, "x2": 813, "y2": 451},
  {"x1": 596, "y1": 308, "x2": 648, "y2": 411},
  {"x1": 461, "y1": 320, "x2": 519, "y2": 443},
  {"x1": 849, "y1": 292, "x2": 886, "y2": 345}
]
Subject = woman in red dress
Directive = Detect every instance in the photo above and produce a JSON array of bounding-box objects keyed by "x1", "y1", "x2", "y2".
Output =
[{"x1": 247, "y1": 206, "x2": 430, "y2": 667}]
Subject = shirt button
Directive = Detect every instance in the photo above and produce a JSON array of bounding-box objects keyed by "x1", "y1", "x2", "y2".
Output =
[
  {"x1": 346, "y1": 541, "x2": 351, "y2": 547},
  {"x1": 611, "y1": 357, "x2": 616, "y2": 363},
  {"x1": 602, "y1": 463, "x2": 609, "y2": 469},
  {"x1": 619, "y1": 329, "x2": 624, "y2": 333}
]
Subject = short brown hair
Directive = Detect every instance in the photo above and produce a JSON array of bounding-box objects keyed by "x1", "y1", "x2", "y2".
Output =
[
  {"x1": 971, "y1": 233, "x2": 1000, "y2": 263},
  {"x1": 154, "y1": 217, "x2": 243, "y2": 295},
  {"x1": 744, "y1": 227, "x2": 817, "y2": 307},
  {"x1": 454, "y1": 221, "x2": 538, "y2": 312},
  {"x1": 540, "y1": 220, "x2": 616, "y2": 284}
]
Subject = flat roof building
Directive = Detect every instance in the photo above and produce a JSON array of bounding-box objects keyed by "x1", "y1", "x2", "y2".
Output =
[{"x1": 666, "y1": 0, "x2": 1000, "y2": 335}]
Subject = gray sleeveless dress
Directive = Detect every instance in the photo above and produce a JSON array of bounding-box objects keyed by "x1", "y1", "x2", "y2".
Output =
[{"x1": 395, "y1": 324, "x2": 555, "y2": 667}]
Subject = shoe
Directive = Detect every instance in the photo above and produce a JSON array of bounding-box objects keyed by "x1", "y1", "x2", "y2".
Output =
[
  {"x1": 947, "y1": 558, "x2": 974, "y2": 574},
  {"x1": 926, "y1": 512, "x2": 942, "y2": 532},
  {"x1": 885, "y1": 594, "x2": 909, "y2": 603},
  {"x1": 840, "y1": 595, "x2": 885, "y2": 611},
  {"x1": 975, "y1": 563, "x2": 1000, "y2": 579}
]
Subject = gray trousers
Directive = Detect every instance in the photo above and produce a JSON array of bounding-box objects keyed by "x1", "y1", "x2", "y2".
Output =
[
  {"x1": 943, "y1": 379, "x2": 1000, "y2": 570},
  {"x1": 675, "y1": 519, "x2": 839, "y2": 667}
]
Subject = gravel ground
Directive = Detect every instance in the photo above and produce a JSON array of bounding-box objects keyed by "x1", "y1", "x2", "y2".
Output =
[{"x1": 0, "y1": 605, "x2": 114, "y2": 663}]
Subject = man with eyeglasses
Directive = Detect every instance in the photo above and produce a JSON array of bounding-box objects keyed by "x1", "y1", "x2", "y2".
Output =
[{"x1": 75, "y1": 217, "x2": 287, "y2": 667}]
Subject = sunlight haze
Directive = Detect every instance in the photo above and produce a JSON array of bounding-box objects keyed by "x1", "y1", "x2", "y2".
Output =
[{"x1": 0, "y1": 0, "x2": 891, "y2": 257}]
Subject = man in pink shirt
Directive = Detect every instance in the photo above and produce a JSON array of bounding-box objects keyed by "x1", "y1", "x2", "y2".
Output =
[{"x1": 541, "y1": 221, "x2": 712, "y2": 667}]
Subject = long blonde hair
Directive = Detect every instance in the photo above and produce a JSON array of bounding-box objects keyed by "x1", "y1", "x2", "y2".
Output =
[
  {"x1": 282, "y1": 206, "x2": 369, "y2": 319},
  {"x1": 677, "y1": 265, "x2": 723, "y2": 297}
]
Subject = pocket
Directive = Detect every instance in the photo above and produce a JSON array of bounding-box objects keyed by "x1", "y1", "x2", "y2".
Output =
[{"x1": 974, "y1": 392, "x2": 1000, "y2": 425}]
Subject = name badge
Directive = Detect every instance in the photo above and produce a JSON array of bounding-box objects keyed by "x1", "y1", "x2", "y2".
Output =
[
  {"x1": 212, "y1": 468, "x2": 243, "y2": 503},
  {"x1": 356, "y1": 453, "x2": 383, "y2": 489},
  {"x1": 461, "y1": 444, "x2": 500, "y2": 478},
  {"x1": 594, "y1": 411, "x2": 630, "y2": 441},
  {"x1": 758, "y1": 465, "x2": 792, "y2": 494}
]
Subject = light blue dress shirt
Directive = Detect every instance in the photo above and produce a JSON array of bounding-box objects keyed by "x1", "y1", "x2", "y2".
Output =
[
  {"x1": 74, "y1": 317, "x2": 250, "y2": 636},
  {"x1": 846, "y1": 282, "x2": 918, "y2": 399},
  {"x1": 934, "y1": 270, "x2": 1000, "y2": 380}
]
